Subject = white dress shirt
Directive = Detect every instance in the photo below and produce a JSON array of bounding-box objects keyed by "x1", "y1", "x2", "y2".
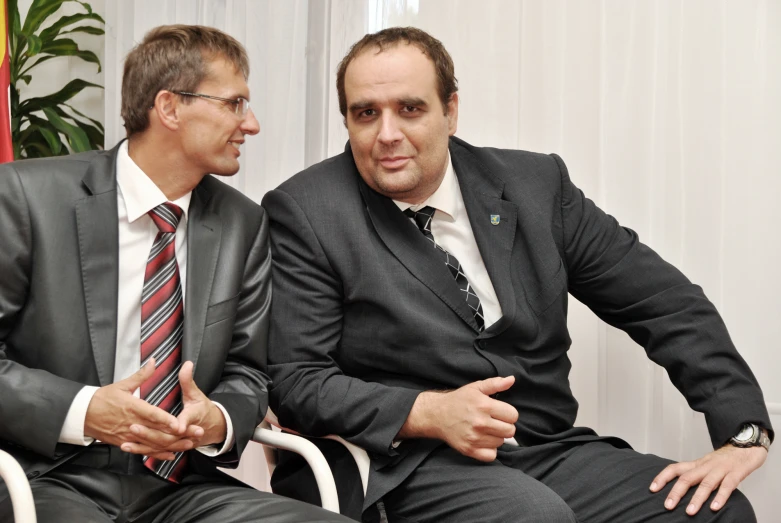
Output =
[
  {"x1": 58, "y1": 141, "x2": 234, "y2": 456},
  {"x1": 394, "y1": 154, "x2": 503, "y2": 328}
]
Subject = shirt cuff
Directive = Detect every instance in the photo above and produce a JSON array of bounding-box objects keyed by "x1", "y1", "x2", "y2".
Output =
[
  {"x1": 58, "y1": 386, "x2": 99, "y2": 446},
  {"x1": 195, "y1": 401, "x2": 235, "y2": 456}
]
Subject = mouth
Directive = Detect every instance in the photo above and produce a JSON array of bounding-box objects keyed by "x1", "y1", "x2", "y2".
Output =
[
  {"x1": 378, "y1": 156, "x2": 411, "y2": 169},
  {"x1": 228, "y1": 141, "x2": 243, "y2": 155}
]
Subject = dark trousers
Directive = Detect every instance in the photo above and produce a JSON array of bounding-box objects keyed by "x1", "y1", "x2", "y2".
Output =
[
  {"x1": 374, "y1": 441, "x2": 755, "y2": 523},
  {"x1": 0, "y1": 445, "x2": 351, "y2": 523}
]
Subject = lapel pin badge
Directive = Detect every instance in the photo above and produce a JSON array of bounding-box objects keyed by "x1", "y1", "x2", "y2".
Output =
[{"x1": 490, "y1": 214, "x2": 501, "y2": 226}]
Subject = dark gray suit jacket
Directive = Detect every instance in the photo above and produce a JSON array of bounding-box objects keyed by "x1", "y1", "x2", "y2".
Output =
[
  {"x1": 262, "y1": 137, "x2": 771, "y2": 512},
  {"x1": 0, "y1": 142, "x2": 271, "y2": 482}
]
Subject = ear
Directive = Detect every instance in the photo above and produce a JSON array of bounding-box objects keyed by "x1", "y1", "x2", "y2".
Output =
[
  {"x1": 152, "y1": 90, "x2": 181, "y2": 132},
  {"x1": 446, "y1": 93, "x2": 459, "y2": 136}
]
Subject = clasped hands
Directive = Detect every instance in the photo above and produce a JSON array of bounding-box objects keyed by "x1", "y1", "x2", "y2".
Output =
[
  {"x1": 399, "y1": 375, "x2": 768, "y2": 516},
  {"x1": 84, "y1": 360, "x2": 227, "y2": 461}
]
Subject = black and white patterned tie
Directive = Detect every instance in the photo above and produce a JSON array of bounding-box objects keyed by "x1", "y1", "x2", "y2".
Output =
[{"x1": 404, "y1": 206, "x2": 485, "y2": 331}]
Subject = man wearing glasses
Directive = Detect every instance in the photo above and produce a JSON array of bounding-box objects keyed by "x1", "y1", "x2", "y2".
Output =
[{"x1": 0, "y1": 24, "x2": 349, "y2": 523}]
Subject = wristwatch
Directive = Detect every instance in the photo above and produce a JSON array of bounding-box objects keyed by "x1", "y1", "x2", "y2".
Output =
[{"x1": 729, "y1": 423, "x2": 771, "y2": 452}]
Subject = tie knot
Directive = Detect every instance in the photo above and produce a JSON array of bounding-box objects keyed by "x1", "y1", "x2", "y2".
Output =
[
  {"x1": 404, "y1": 205, "x2": 436, "y2": 234},
  {"x1": 149, "y1": 203, "x2": 183, "y2": 233}
]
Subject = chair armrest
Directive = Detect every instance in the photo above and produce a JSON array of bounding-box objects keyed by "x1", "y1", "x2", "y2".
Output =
[
  {"x1": 252, "y1": 426, "x2": 340, "y2": 513},
  {"x1": 322, "y1": 435, "x2": 369, "y2": 495},
  {"x1": 0, "y1": 450, "x2": 37, "y2": 523}
]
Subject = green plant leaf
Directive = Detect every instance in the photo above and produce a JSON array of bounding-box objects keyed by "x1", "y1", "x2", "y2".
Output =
[
  {"x1": 64, "y1": 103, "x2": 105, "y2": 133},
  {"x1": 42, "y1": 106, "x2": 91, "y2": 152},
  {"x1": 26, "y1": 34, "x2": 43, "y2": 56},
  {"x1": 40, "y1": 12, "x2": 106, "y2": 42},
  {"x1": 37, "y1": 124, "x2": 64, "y2": 155},
  {"x1": 61, "y1": 26, "x2": 105, "y2": 36},
  {"x1": 54, "y1": 106, "x2": 104, "y2": 149},
  {"x1": 22, "y1": 0, "x2": 66, "y2": 36},
  {"x1": 18, "y1": 75, "x2": 32, "y2": 85},
  {"x1": 40, "y1": 38, "x2": 101, "y2": 72},
  {"x1": 18, "y1": 54, "x2": 58, "y2": 78},
  {"x1": 18, "y1": 79, "x2": 102, "y2": 115}
]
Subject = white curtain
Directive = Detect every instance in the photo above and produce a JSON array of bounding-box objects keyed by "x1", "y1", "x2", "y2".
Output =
[{"x1": 102, "y1": 0, "x2": 780, "y2": 516}]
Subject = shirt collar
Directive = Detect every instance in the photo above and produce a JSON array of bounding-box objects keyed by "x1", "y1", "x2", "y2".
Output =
[
  {"x1": 393, "y1": 153, "x2": 459, "y2": 220},
  {"x1": 116, "y1": 141, "x2": 192, "y2": 224}
]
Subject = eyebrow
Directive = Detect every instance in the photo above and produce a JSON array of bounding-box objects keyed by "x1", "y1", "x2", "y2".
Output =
[{"x1": 348, "y1": 97, "x2": 429, "y2": 113}]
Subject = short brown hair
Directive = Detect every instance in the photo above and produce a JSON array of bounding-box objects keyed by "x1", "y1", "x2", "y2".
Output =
[
  {"x1": 336, "y1": 27, "x2": 458, "y2": 117},
  {"x1": 121, "y1": 24, "x2": 249, "y2": 136}
]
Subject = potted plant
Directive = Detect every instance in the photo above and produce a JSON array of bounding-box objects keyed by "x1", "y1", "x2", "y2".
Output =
[{"x1": 8, "y1": 0, "x2": 104, "y2": 159}]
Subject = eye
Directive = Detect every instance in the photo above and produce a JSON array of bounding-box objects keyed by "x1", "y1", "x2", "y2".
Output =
[
  {"x1": 358, "y1": 109, "x2": 377, "y2": 118},
  {"x1": 401, "y1": 106, "x2": 420, "y2": 114}
]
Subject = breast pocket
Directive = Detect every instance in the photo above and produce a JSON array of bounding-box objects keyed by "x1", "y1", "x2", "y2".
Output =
[
  {"x1": 204, "y1": 293, "x2": 240, "y2": 326},
  {"x1": 527, "y1": 260, "x2": 567, "y2": 316}
]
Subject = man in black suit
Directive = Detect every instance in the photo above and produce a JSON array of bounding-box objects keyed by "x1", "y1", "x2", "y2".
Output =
[
  {"x1": 0, "y1": 24, "x2": 348, "y2": 523},
  {"x1": 263, "y1": 27, "x2": 772, "y2": 522}
]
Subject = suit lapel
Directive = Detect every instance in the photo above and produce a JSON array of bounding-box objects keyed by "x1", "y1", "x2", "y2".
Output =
[
  {"x1": 182, "y1": 183, "x2": 221, "y2": 371},
  {"x1": 359, "y1": 177, "x2": 481, "y2": 331},
  {"x1": 76, "y1": 148, "x2": 121, "y2": 386},
  {"x1": 450, "y1": 141, "x2": 519, "y2": 337}
]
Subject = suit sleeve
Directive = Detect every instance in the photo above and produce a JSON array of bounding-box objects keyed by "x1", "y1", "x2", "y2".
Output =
[
  {"x1": 0, "y1": 165, "x2": 85, "y2": 457},
  {"x1": 262, "y1": 189, "x2": 419, "y2": 457},
  {"x1": 204, "y1": 206, "x2": 273, "y2": 467},
  {"x1": 553, "y1": 154, "x2": 773, "y2": 448}
]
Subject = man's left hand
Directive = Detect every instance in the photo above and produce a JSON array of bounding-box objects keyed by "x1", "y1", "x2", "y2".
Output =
[
  {"x1": 171, "y1": 361, "x2": 227, "y2": 447},
  {"x1": 649, "y1": 444, "x2": 767, "y2": 515},
  {"x1": 123, "y1": 361, "x2": 228, "y2": 455}
]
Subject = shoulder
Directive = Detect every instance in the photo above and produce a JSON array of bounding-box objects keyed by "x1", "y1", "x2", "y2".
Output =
[
  {"x1": 449, "y1": 136, "x2": 565, "y2": 196},
  {"x1": 197, "y1": 175, "x2": 265, "y2": 229},
  {"x1": 0, "y1": 149, "x2": 105, "y2": 181},
  {"x1": 262, "y1": 150, "x2": 363, "y2": 215}
]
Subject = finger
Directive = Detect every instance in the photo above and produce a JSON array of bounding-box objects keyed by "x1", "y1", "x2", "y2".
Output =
[
  {"x1": 117, "y1": 358, "x2": 156, "y2": 392},
  {"x1": 650, "y1": 461, "x2": 695, "y2": 492},
  {"x1": 666, "y1": 468, "x2": 707, "y2": 510},
  {"x1": 479, "y1": 417, "x2": 516, "y2": 439},
  {"x1": 710, "y1": 474, "x2": 740, "y2": 512},
  {"x1": 685, "y1": 472, "x2": 723, "y2": 516},
  {"x1": 120, "y1": 443, "x2": 176, "y2": 461},
  {"x1": 178, "y1": 361, "x2": 200, "y2": 400},
  {"x1": 132, "y1": 397, "x2": 180, "y2": 432},
  {"x1": 474, "y1": 376, "x2": 515, "y2": 396},
  {"x1": 145, "y1": 451, "x2": 179, "y2": 461},
  {"x1": 487, "y1": 399, "x2": 519, "y2": 425},
  {"x1": 129, "y1": 424, "x2": 188, "y2": 448},
  {"x1": 174, "y1": 403, "x2": 207, "y2": 437},
  {"x1": 120, "y1": 438, "x2": 194, "y2": 455},
  {"x1": 468, "y1": 447, "x2": 498, "y2": 462}
]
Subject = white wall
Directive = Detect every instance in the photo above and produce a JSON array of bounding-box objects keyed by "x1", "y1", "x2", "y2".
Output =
[{"x1": 36, "y1": 0, "x2": 780, "y2": 518}]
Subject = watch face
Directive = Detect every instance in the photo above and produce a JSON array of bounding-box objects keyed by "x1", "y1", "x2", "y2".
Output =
[{"x1": 735, "y1": 424, "x2": 757, "y2": 443}]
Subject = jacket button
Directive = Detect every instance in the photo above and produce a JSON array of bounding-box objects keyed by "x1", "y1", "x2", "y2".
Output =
[
  {"x1": 26, "y1": 471, "x2": 40, "y2": 479},
  {"x1": 478, "y1": 340, "x2": 487, "y2": 349}
]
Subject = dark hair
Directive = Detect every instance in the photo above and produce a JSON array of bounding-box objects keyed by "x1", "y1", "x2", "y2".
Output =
[
  {"x1": 121, "y1": 24, "x2": 249, "y2": 136},
  {"x1": 336, "y1": 26, "x2": 458, "y2": 117}
]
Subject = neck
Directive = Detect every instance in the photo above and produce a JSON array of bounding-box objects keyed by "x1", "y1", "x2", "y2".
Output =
[{"x1": 127, "y1": 134, "x2": 202, "y2": 201}]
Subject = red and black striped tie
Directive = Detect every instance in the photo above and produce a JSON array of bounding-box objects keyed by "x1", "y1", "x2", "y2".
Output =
[{"x1": 141, "y1": 202, "x2": 187, "y2": 482}]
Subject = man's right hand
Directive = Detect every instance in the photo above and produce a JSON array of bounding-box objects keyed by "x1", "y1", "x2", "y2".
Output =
[
  {"x1": 84, "y1": 360, "x2": 198, "y2": 460},
  {"x1": 397, "y1": 376, "x2": 518, "y2": 462}
]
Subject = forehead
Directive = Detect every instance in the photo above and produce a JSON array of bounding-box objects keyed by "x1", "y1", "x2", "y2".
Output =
[
  {"x1": 344, "y1": 43, "x2": 438, "y2": 101},
  {"x1": 199, "y1": 57, "x2": 249, "y2": 93}
]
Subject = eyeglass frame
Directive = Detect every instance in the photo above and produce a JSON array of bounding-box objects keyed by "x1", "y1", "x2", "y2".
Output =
[{"x1": 173, "y1": 91, "x2": 251, "y2": 117}]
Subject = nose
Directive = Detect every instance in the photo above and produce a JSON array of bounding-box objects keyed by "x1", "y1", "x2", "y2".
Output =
[
  {"x1": 241, "y1": 108, "x2": 260, "y2": 136},
  {"x1": 377, "y1": 112, "x2": 403, "y2": 145}
]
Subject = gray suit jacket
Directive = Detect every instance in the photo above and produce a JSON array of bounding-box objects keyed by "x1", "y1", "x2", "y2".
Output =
[
  {"x1": 262, "y1": 137, "x2": 772, "y2": 512},
  {"x1": 0, "y1": 142, "x2": 271, "y2": 481}
]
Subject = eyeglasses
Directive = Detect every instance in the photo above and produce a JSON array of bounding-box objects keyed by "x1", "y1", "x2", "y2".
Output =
[{"x1": 174, "y1": 91, "x2": 250, "y2": 117}]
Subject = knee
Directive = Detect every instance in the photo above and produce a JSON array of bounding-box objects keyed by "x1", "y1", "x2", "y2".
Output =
[
  {"x1": 714, "y1": 489, "x2": 755, "y2": 522},
  {"x1": 494, "y1": 493, "x2": 577, "y2": 523}
]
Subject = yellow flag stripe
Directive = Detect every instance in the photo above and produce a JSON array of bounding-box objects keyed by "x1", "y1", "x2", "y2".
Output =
[{"x1": 0, "y1": 0, "x2": 6, "y2": 63}]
